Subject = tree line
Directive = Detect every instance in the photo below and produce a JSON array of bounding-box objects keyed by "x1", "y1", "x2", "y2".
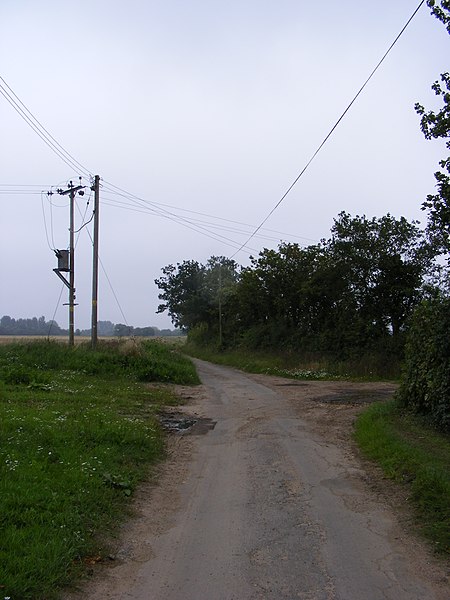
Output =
[
  {"x1": 155, "y1": 212, "x2": 438, "y2": 356},
  {"x1": 0, "y1": 316, "x2": 181, "y2": 338}
]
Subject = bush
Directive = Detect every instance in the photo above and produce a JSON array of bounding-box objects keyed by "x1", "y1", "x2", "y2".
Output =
[{"x1": 398, "y1": 297, "x2": 450, "y2": 431}]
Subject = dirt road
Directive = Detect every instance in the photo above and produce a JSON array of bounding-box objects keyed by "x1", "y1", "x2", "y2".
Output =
[{"x1": 68, "y1": 359, "x2": 448, "y2": 600}]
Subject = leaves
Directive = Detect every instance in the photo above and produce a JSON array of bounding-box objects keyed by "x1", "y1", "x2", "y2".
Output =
[
  {"x1": 160, "y1": 213, "x2": 435, "y2": 356},
  {"x1": 416, "y1": 3, "x2": 450, "y2": 263},
  {"x1": 398, "y1": 297, "x2": 450, "y2": 431}
]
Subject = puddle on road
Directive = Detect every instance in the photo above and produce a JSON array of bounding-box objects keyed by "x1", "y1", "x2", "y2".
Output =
[
  {"x1": 274, "y1": 382, "x2": 310, "y2": 387},
  {"x1": 158, "y1": 412, "x2": 216, "y2": 435},
  {"x1": 312, "y1": 388, "x2": 395, "y2": 405}
]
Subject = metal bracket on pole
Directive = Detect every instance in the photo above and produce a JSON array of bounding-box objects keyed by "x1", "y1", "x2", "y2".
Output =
[{"x1": 53, "y1": 268, "x2": 71, "y2": 290}]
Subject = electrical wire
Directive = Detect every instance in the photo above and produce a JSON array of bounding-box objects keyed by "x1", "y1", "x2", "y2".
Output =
[
  {"x1": 2, "y1": 1, "x2": 426, "y2": 272},
  {"x1": 100, "y1": 190, "x2": 318, "y2": 244},
  {"x1": 229, "y1": 0, "x2": 426, "y2": 258},
  {"x1": 40, "y1": 191, "x2": 53, "y2": 251},
  {"x1": 0, "y1": 76, "x2": 92, "y2": 177},
  {"x1": 101, "y1": 181, "x2": 258, "y2": 254},
  {"x1": 73, "y1": 189, "x2": 94, "y2": 233},
  {"x1": 74, "y1": 202, "x2": 130, "y2": 326},
  {"x1": 100, "y1": 196, "x2": 314, "y2": 246},
  {"x1": 4, "y1": 180, "x2": 317, "y2": 246},
  {"x1": 47, "y1": 283, "x2": 66, "y2": 338}
]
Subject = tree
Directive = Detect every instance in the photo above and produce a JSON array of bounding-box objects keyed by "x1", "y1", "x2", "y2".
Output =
[
  {"x1": 233, "y1": 243, "x2": 336, "y2": 349},
  {"x1": 134, "y1": 326, "x2": 156, "y2": 337},
  {"x1": 397, "y1": 1, "x2": 450, "y2": 430},
  {"x1": 415, "y1": 1, "x2": 450, "y2": 262},
  {"x1": 327, "y1": 212, "x2": 433, "y2": 339},
  {"x1": 98, "y1": 320, "x2": 115, "y2": 336},
  {"x1": 398, "y1": 296, "x2": 450, "y2": 431},
  {"x1": 114, "y1": 323, "x2": 133, "y2": 337},
  {"x1": 155, "y1": 257, "x2": 239, "y2": 335},
  {"x1": 155, "y1": 260, "x2": 207, "y2": 331}
]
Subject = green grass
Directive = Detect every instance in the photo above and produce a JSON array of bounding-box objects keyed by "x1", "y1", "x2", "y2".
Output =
[
  {"x1": 0, "y1": 339, "x2": 199, "y2": 600},
  {"x1": 184, "y1": 344, "x2": 400, "y2": 380},
  {"x1": 355, "y1": 400, "x2": 450, "y2": 554}
]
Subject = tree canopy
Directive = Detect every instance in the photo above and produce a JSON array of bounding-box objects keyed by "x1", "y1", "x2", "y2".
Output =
[{"x1": 155, "y1": 213, "x2": 435, "y2": 356}]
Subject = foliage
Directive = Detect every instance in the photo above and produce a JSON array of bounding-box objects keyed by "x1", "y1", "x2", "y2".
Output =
[
  {"x1": 0, "y1": 339, "x2": 198, "y2": 599},
  {"x1": 155, "y1": 256, "x2": 239, "y2": 338},
  {"x1": 397, "y1": 297, "x2": 450, "y2": 431},
  {"x1": 427, "y1": 0, "x2": 450, "y2": 33},
  {"x1": 156, "y1": 214, "x2": 436, "y2": 360},
  {"x1": 396, "y1": 2, "x2": 450, "y2": 432},
  {"x1": 0, "y1": 315, "x2": 65, "y2": 336},
  {"x1": 355, "y1": 400, "x2": 450, "y2": 553},
  {"x1": 0, "y1": 316, "x2": 182, "y2": 339},
  {"x1": 184, "y1": 344, "x2": 402, "y2": 381},
  {"x1": 415, "y1": 1, "x2": 450, "y2": 263},
  {"x1": 328, "y1": 212, "x2": 434, "y2": 339}
]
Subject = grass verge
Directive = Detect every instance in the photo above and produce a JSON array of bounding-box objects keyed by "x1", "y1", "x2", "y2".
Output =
[
  {"x1": 184, "y1": 344, "x2": 400, "y2": 380},
  {"x1": 0, "y1": 339, "x2": 199, "y2": 600},
  {"x1": 354, "y1": 400, "x2": 450, "y2": 555}
]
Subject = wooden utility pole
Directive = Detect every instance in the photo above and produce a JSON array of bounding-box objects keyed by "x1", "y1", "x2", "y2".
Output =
[
  {"x1": 218, "y1": 265, "x2": 223, "y2": 348},
  {"x1": 57, "y1": 181, "x2": 85, "y2": 346},
  {"x1": 91, "y1": 175, "x2": 100, "y2": 349}
]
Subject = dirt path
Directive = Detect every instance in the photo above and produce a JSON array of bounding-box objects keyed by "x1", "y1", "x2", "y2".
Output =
[{"x1": 66, "y1": 359, "x2": 449, "y2": 600}]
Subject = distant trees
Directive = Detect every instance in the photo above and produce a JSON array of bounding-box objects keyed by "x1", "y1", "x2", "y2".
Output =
[
  {"x1": 0, "y1": 315, "x2": 64, "y2": 336},
  {"x1": 0, "y1": 316, "x2": 180, "y2": 338}
]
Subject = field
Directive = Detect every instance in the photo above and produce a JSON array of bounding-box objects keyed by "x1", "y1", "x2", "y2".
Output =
[{"x1": 0, "y1": 335, "x2": 187, "y2": 345}]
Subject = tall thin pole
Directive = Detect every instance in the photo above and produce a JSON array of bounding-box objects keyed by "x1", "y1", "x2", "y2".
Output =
[
  {"x1": 218, "y1": 265, "x2": 223, "y2": 348},
  {"x1": 57, "y1": 181, "x2": 85, "y2": 346},
  {"x1": 69, "y1": 186, "x2": 75, "y2": 346},
  {"x1": 91, "y1": 175, "x2": 100, "y2": 349}
]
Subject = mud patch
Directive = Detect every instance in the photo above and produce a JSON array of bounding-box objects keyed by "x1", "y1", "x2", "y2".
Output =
[
  {"x1": 274, "y1": 382, "x2": 310, "y2": 387},
  {"x1": 311, "y1": 388, "x2": 395, "y2": 405},
  {"x1": 158, "y1": 411, "x2": 216, "y2": 435}
]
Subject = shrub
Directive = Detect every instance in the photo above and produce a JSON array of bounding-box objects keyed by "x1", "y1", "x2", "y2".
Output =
[{"x1": 398, "y1": 297, "x2": 450, "y2": 431}]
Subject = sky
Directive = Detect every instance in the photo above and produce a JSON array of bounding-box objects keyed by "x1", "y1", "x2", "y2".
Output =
[{"x1": 1, "y1": 0, "x2": 449, "y2": 331}]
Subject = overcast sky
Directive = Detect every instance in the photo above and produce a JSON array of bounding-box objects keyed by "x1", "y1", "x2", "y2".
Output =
[{"x1": 1, "y1": 0, "x2": 448, "y2": 331}]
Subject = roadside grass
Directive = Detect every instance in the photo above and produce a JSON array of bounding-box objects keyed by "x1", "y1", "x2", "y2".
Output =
[
  {"x1": 0, "y1": 339, "x2": 199, "y2": 600},
  {"x1": 184, "y1": 344, "x2": 401, "y2": 380},
  {"x1": 354, "y1": 400, "x2": 450, "y2": 555}
]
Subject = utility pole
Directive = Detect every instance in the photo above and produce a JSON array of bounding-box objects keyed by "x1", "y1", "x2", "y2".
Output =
[
  {"x1": 91, "y1": 175, "x2": 100, "y2": 349},
  {"x1": 56, "y1": 180, "x2": 85, "y2": 346},
  {"x1": 218, "y1": 265, "x2": 223, "y2": 348}
]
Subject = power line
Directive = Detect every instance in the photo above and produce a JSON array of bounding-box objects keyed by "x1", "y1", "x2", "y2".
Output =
[
  {"x1": 2, "y1": 0, "x2": 426, "y2": 267},
  {"x1": 40, "y1": 191, "x2": 53, "y2": 251},
  {"x1": 3, "y1": 181, "x2": 318, "y2": 246},
  {"x1": 74, "y1": 202, "x2": 130, "y2": 327},
  {"x1": 0, "y1": 73, "x2": 255, "y2": 252},
  {"x1": 0, "y1": 76, "x2": 92, "y2": 177},
  {"x1": 229, "y1": 0, "x2": 427, "y2": 258},
  {"x1": 101, "y1": 189, "x2": 318, "y2": 244},
  {"x1": 48, "y1": 283, "x2": 66, "y2": 337},
  {"x1": 101, "y1": 180, "x2": 258, "y2": 253},
  {"x1": 101, "y1": 195, "x2": 315, "y2": 246}
]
